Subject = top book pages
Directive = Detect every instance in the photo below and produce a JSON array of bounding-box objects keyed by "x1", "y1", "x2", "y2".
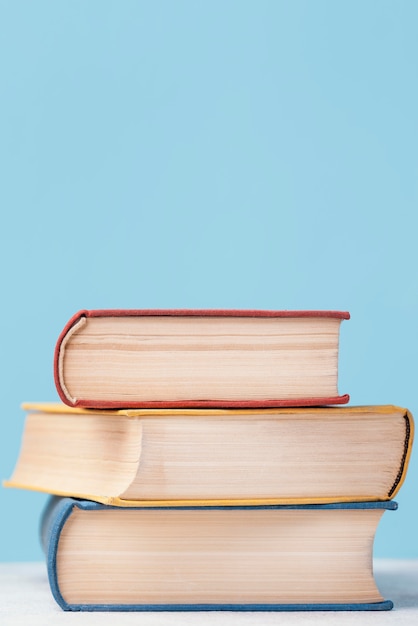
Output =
[{"x1": 54, "y1": 309, "x2": 350, "y2": 409}]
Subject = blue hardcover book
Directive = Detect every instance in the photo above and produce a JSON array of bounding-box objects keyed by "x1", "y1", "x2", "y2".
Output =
[{"x1": 41, "y1": 497, "x2": 396, "y2": 612}]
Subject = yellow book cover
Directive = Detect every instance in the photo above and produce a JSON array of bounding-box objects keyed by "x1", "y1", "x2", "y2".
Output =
[{"x1": 5, "y1": 403, "x2": 413, "y2": 507}]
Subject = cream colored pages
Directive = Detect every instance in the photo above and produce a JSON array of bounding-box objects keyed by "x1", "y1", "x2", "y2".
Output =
[
  {"x1": 8, "y1": 412, "x2": 142, "y2": 497},
  {"x1": 57, "y1": 507, "x2": 384, "y2": 605},
  {"x1": 121, "y1": 409, "x2": 407, "y2": 500},
  {"x1": 60, "y1": 316, "x2": 342, "y2": 403}
]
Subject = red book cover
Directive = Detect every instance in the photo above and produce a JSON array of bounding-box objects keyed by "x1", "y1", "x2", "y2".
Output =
[{"x1": 54, "y1": 309, "x2": 350, "y2": 409}]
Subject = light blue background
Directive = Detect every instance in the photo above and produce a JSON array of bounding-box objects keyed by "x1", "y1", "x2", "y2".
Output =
[{"x1": 1, "y1": 1, "x2": 417, "y2": 561}]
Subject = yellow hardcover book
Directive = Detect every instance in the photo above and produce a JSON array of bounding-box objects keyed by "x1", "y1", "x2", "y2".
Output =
[{"x1": 5, "y1": 403, "x2": 413, "y2": 507}]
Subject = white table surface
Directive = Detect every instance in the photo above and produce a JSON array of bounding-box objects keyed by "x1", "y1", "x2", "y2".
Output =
[{"x1": 0, "y1": 560, "x2": 417, "y2": 625}]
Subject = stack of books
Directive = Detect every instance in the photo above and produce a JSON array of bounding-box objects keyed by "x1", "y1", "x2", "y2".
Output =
[{"x1": 6, "y1": 309, "x2": 414, "y2": 612}]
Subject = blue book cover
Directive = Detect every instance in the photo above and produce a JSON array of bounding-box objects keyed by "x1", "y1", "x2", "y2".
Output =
[{"x1": 41, "y1": 497, "x2": 396, "y2": 612}]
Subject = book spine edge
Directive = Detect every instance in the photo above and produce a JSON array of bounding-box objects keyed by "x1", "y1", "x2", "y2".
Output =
[
  {"x1": 73, "y1": 394, "x2": 350, "y2": 410},
  {"x1": 53, "y1": 311, "x2": 88, "y2": 407},
  {"x1": 388, "y1": 408, "x2": 415, "y2": 498},
  {"x1": 59, "y1": 600, "x2": 393, "y2": 612},
  {"x1": 84, "y1": 309, "x2": 351, "y2": 319},
  {"x1": 44, "y1": 498, "x2": 77, "y2": 611}
]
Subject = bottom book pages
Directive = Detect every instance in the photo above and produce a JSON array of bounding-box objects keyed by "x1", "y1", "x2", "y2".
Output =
[{"x1": 41, "y1": 497, "x2": 396, "y2": 612}]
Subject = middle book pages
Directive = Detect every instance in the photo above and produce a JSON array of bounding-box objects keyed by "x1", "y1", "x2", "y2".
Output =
[{"x1": 6, "y1": 403, "x2": 413, "y2": 506}]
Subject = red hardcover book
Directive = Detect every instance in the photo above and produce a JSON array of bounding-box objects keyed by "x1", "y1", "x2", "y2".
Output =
[{"x1": 54, "y1": 309, "x2": 350, "y2": 409}]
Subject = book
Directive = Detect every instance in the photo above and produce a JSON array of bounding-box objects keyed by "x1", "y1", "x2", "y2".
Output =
[
  {"x1": 41, "y1": 497, "x2": 395, "y2": 611},
  {"x1": 54, "y1": 309, "x2": 350, "y2": 408},
  {"x1": 5, "y1": 403, "x2": 413, "y2": 506}
]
